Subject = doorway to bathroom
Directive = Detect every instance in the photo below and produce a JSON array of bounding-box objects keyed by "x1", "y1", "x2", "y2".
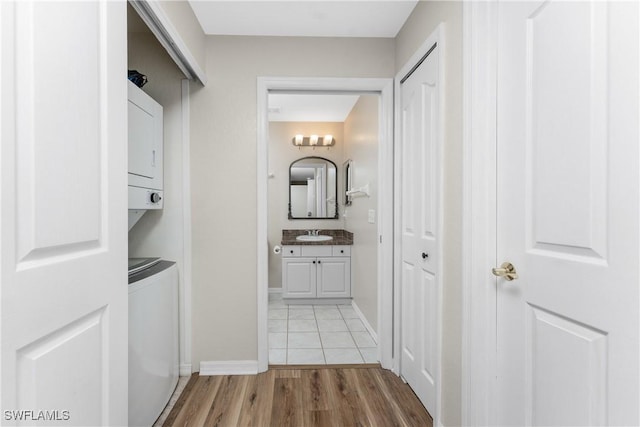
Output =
[
  {"x1": 267, "y1": 92, "x2": 379, "y2": 365},
  {"x1": 256, "y1": 78, "x2": 394, "y2": 371}
]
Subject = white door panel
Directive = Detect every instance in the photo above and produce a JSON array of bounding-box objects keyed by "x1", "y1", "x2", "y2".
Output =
[
  {"x1": 400, "y1": 43, "x2": 440, "y2": 416},
  {"x1": 496, "y1": 1, "x2": 639, "y2": 425},
  {"x1": 1, "y1": 1, "x2": 128, "y2": 425}
]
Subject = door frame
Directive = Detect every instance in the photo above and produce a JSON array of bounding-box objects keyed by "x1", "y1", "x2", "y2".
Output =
[
  {"x1": 461, "y1": 2, "x2": 499, "y2": 425},
  {"x1": 256, "y1": 77, "x2": 395, "y2": 372},
  {"x1": 393, "y1": 24, "x2": 445, "y2": 425}
]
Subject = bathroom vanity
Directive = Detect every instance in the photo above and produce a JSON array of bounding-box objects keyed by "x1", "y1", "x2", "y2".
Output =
[{"x1": 281, "y1": 230, "x2": 353, "y2": 303}]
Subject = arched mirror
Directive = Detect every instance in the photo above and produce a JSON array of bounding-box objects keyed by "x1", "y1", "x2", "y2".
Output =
[{"x1": 289, "y1": 156, "x2": 338, "y2": 219}]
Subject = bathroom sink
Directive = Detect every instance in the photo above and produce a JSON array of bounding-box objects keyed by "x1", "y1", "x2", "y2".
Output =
[{"x1": 296, "y1": 235, "x2": 333, "y2": 242}]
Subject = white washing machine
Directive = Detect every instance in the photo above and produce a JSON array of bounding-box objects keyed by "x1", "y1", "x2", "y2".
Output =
[{"x1": 128, "y1": 259, "x2": 178, "y2": 427}]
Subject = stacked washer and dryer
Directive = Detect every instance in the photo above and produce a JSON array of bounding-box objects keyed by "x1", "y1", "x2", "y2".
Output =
[{"x1": 127, "y1": 80, "x2": 179, "y2": 427}]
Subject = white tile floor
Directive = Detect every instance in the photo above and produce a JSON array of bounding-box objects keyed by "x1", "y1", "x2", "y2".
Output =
[{"x1": 268, "y1": 295, "x2": 378, "y2": 365}]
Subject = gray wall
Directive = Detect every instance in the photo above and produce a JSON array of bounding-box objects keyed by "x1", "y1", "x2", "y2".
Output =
[
  {"x1": 343, "y1": 95, "x2": 379, "y2": 332},
  {"x1": 185, "y1": 3, "x2": 463, "y2": 423},
  {"x1": 189, "y1": 36, "x2": 395, "y2": 364}
]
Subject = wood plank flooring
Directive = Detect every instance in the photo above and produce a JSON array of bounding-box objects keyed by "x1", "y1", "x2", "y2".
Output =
[{"x1": 163, "y1": 365, "x2": 432, "y2": 427}]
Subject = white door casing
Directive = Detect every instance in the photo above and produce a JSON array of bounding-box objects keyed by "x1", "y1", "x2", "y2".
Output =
[
  {"x1": 1, "y1": 1, "x2": 128, "y2": 425},
  {"x1": 496, "y1": 1, "x2": 639, "y2": 425},
  {"x1": 461, "y1": 2, "x2": 499, "y2": 424},
  {"x1": 397, "y1": 31, "x2": 443, "y2": 419},
  {"x1": 257, "y1": 78, "x2": 394, "y2": 372}
]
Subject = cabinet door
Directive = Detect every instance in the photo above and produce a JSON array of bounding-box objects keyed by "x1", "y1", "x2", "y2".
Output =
[
  {"x1": 317, "y1": 257, "x2": 351, "y2": 298},
  {"x1": 283, "y1": 257, "x2": 316, "y2": 298}
]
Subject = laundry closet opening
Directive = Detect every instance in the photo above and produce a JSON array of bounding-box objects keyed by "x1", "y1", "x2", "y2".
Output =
[{"x1": 266, "y1": 91, "x2": 381, "y2": 366}]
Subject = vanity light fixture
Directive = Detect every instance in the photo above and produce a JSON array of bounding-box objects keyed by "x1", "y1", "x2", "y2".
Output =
[{"x1": 291, "y1": 134, "x2": 336, "y2": 148}]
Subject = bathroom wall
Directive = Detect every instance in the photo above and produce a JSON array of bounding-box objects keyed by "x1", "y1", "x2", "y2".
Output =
[
  {"x1": 395, "y1": 2, "x2": 463, "y2": 426},
  {"x1": 268, "y1": 121, "x2": 346, "y2": 289},
  {"x1": 342, "y1": 95, "x2": 379, "y2": 332},
  {"x1": 189, "y1": 36, "x2": 395, "y2": 364}
]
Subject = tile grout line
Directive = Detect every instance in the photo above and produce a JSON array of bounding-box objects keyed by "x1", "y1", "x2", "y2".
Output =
[
  {"x1": 285, "y1": 304, "x2": 289, "y2": 364},
  {"x1": 343, "y1": 305, "x2": 366, "y2": 364},
  {"x1": 314, "y1": 304, "x2": 328, "y2": 365},
  {"x1": 342, "y1": 305, "x2": 364, "y2": 364}
]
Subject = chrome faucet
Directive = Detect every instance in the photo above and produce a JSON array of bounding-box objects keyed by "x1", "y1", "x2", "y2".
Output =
[{"x1": 307, "y1": 229, "x2": 319, "y2": 236}]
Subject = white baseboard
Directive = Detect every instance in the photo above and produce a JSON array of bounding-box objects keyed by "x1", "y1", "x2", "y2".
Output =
[
  {"x1": 268, "y1": 287, "x2": 282, "y2": 295},
  {"x1": 351, "y1": 301, "x2": 378, "y2": 343},
  {"x1": 179, "y1": 364, "x2": 192, "y2": 376},
  {"x1": 199, "y1": 360, "x2": 259, "y2": 376}
]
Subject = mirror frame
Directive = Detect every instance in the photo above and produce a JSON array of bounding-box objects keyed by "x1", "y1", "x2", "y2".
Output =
[
  {"x1": 344, "y1": 159, "x2": 353, "y2": 207},
  {"x1": 288, "y1": 156, "x2": 339, "y2": 220}
]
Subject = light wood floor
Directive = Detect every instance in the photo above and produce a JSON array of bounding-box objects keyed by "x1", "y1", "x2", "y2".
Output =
[{"x1": 163, "y1": 365, "x2": 433, "y2": 427}]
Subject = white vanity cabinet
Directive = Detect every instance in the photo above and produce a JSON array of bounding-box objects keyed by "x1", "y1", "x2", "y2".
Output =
[{"x1": 282, "y1": 245, "x2": 351, "y2": 300}]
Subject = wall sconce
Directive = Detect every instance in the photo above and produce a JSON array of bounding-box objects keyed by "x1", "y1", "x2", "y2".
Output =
[{"x1": 292, "y1": 134, "x2": 336, "y2": 147}]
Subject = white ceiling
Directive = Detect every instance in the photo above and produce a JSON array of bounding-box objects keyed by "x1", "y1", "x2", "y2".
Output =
[
  {"x1": 189, "y1": 1, "x2": 404, "y2": 121},
  {"x1": 188, "y1": 1, "x2": 418, "y2": 38},
  {"x1": 268, "y1": 93, "x2": 360, "y2": 122}
]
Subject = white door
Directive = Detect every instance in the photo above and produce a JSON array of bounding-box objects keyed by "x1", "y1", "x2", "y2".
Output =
[
  {"x1": 1, "y1": 1, "x2": 128, "y2": 426},
  {"x1": 496, "y1": 1, "x2": 639, "y2": 425},
  {"x1": 400, "y1": 43, "x2": 440, "y2": 415}
]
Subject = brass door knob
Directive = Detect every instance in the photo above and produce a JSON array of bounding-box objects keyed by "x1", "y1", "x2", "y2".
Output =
[{"x1": 492, "y1": 262, "x2": 518, "y2": 281}]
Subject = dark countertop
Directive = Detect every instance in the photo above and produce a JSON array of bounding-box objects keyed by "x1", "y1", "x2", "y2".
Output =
[{"x1": 281, "y1": 229, "x2": 353, "y2": 246}]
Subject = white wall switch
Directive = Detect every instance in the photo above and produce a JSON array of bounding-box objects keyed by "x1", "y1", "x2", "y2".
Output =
[{"x1": 368, "y1": 209, "x2": 376, "y2": 224}]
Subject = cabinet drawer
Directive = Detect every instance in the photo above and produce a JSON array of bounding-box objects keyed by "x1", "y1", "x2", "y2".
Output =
[
  {"x1": 332, "y1": 246, "x2": 351, "y2": 256},
  {"x1": 282, "y1": 246, "x2": 301, "y2": 257},
  {"x1": 301, "y1": 246, "x2": 332, "y2": 257}
]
